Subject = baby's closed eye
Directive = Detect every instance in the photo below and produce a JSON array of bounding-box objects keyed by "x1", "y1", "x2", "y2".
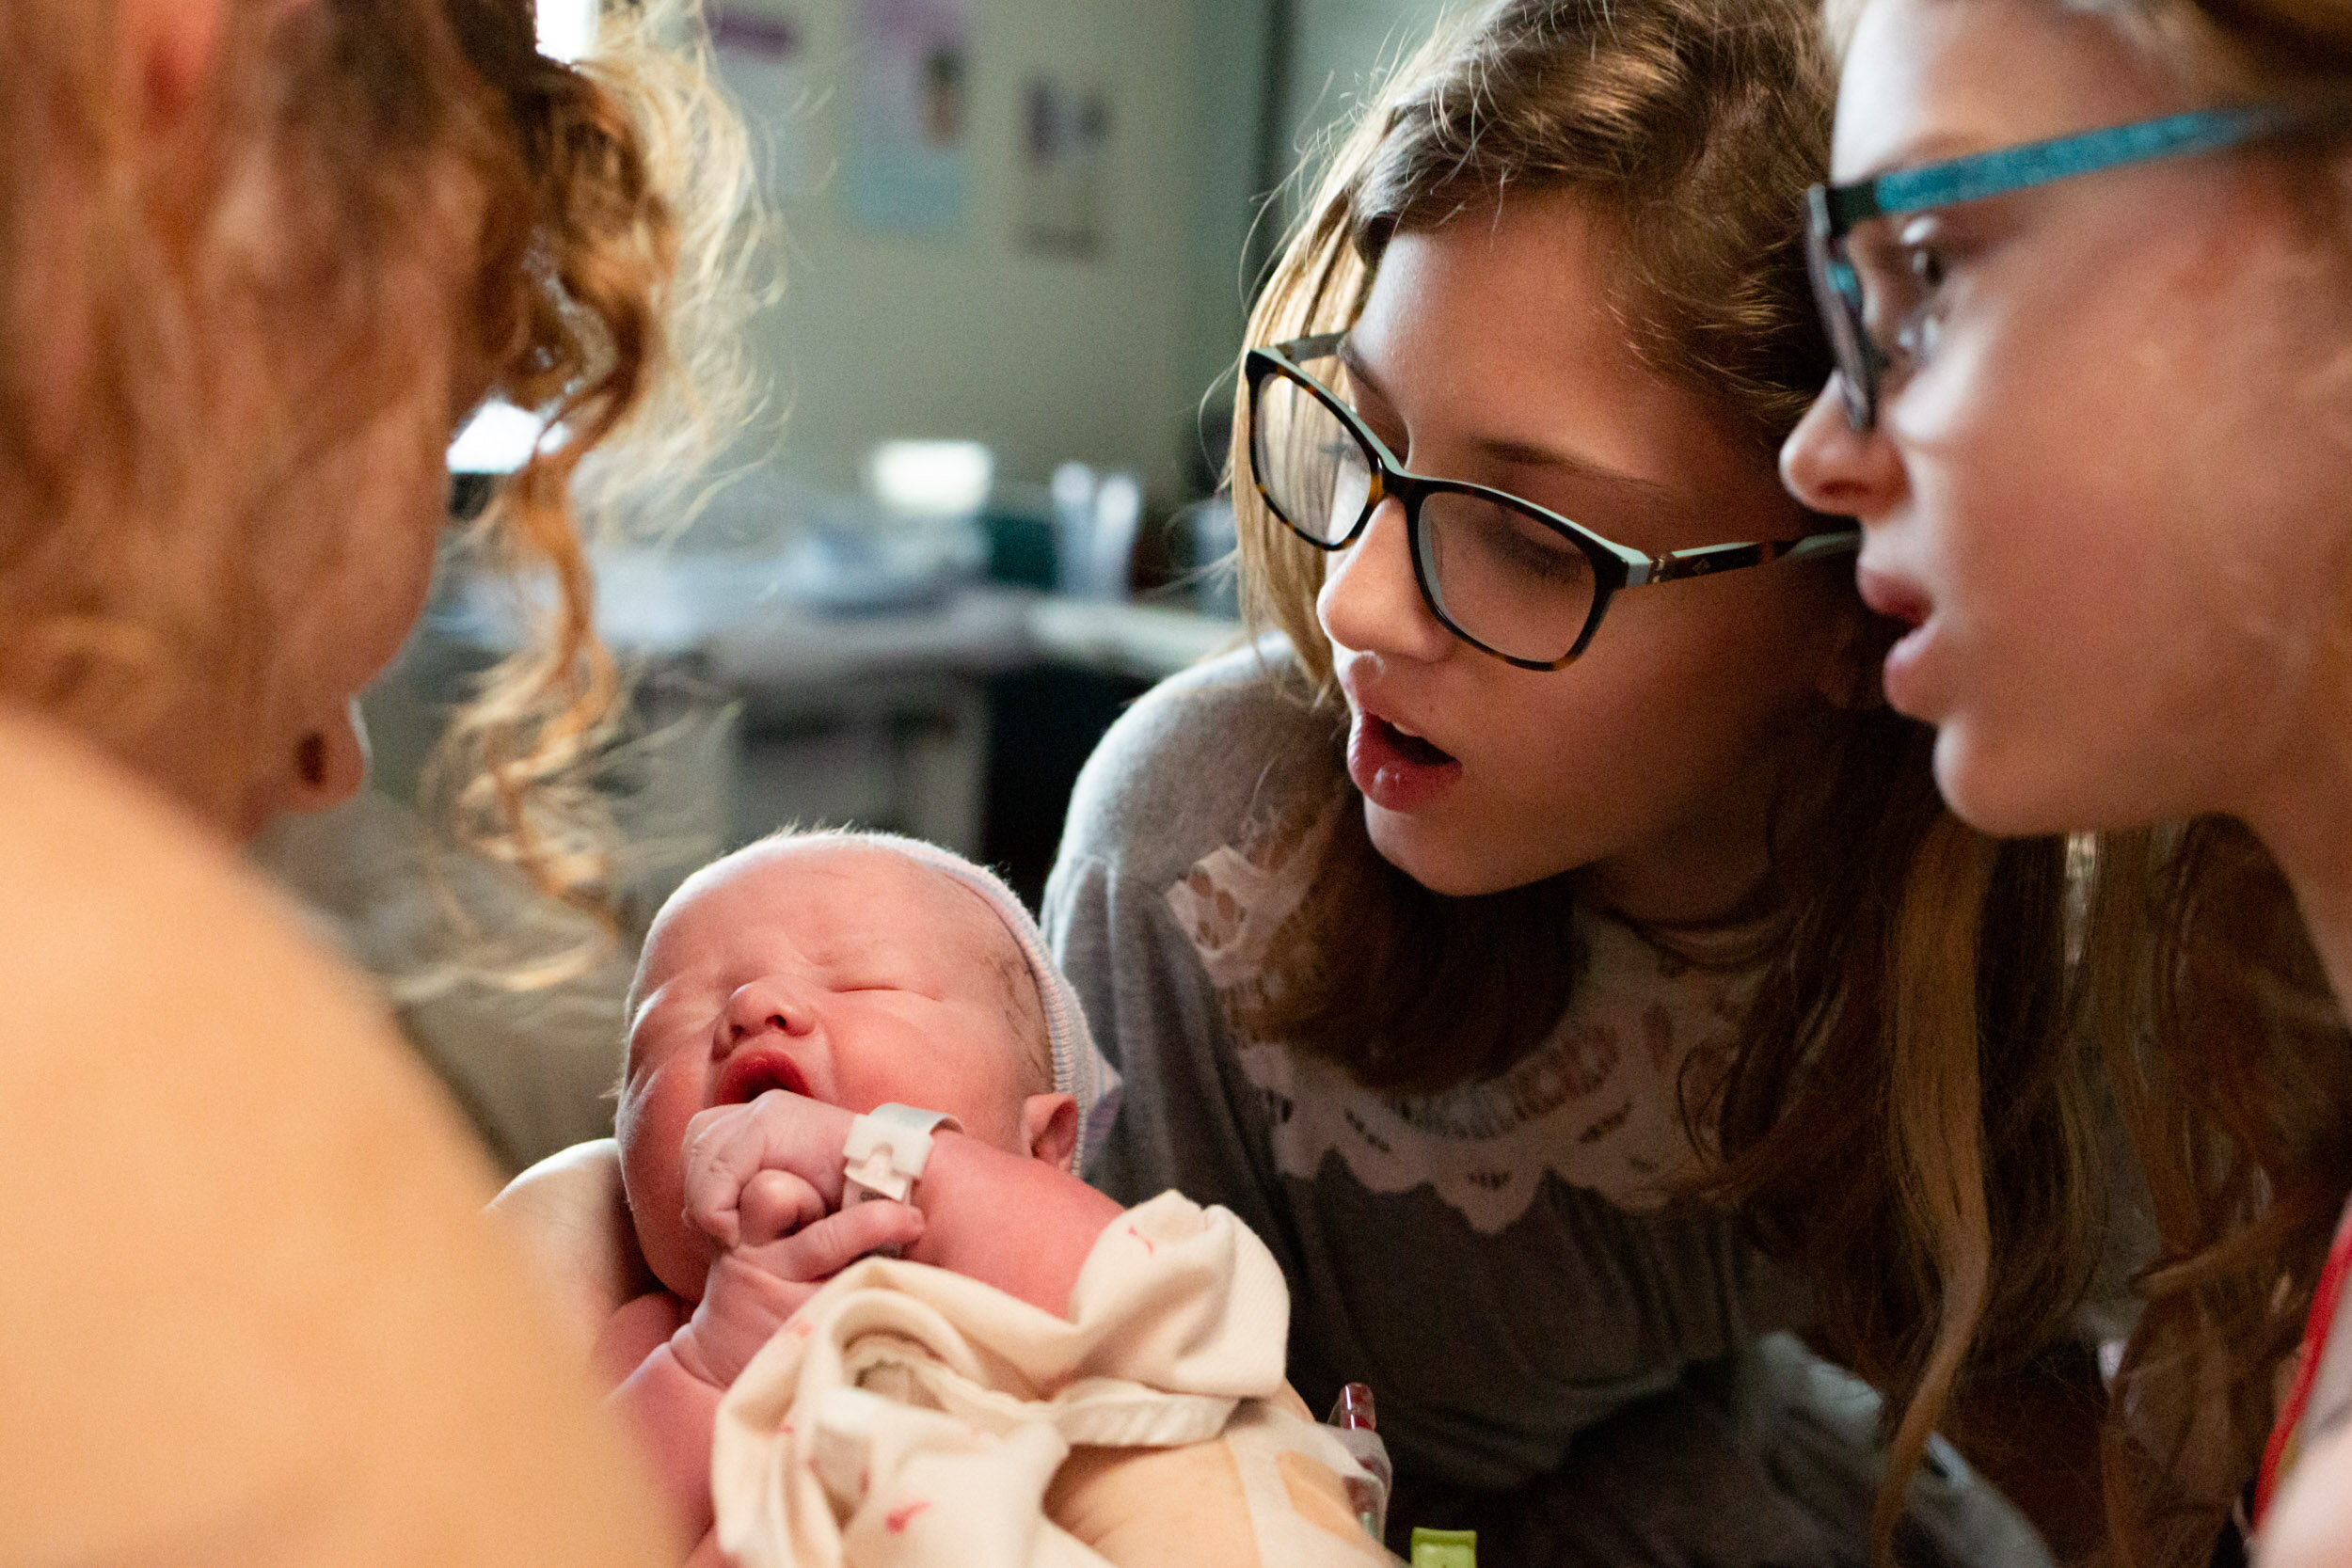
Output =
[{"x1": 830, "y1": 973, "x2": 948, "y2": 1003}]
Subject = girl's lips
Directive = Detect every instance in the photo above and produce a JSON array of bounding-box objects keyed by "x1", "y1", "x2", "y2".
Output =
[
  {"x1": 1347, "y1": 711, "x2": 1464, "y2": 814},
  {"x1": 716, "y1": 1046, "x2": 813, "y2": 1106},
  {"x1": 1880, "y1": 618, "x2": 1939, "y2": 719},
  {"x1": 1855, "y1": 564, "x2": 1940, "y2": 717},
  {"x1": 1855, "y1": 563, "x2": 1931, "y2": 630}
]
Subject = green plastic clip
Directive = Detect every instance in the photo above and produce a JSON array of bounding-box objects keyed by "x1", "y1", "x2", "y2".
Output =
[{"x1": 1409, "y1": 1527, "x2": 1476, "y2": 1568}]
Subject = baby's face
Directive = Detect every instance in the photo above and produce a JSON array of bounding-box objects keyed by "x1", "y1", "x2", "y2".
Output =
[{"x1": 617, "y1": 841, "x2": 1055, "y2": 1296}]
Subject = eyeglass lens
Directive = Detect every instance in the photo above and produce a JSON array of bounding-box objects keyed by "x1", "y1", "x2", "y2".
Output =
[
  {"x1": 1251, "y1": 369, "x2": 1375, "y2": 546},
  {"x1": 1252, "y1": 354, "x2": 1600, "y2": 665},
  {"x1": 1805, "y1": 226, "x2": 1876, "y2": 426},
  {"x1": 1809, "y1": 213, "x2": 1949, "y2": 430}
]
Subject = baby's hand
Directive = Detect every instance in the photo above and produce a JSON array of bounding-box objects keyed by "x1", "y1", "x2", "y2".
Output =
[
  {"x1": 682, "y1": 1090, "x2": 861, "y2": 1248},
  {"x1": 669, "y1": 1093, "x2": 926, "y2": 1389}
]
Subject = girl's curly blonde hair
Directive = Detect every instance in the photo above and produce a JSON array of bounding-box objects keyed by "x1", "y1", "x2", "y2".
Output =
[{"x1": 0, "y1": 0, "x2": 759, "y2": 921}]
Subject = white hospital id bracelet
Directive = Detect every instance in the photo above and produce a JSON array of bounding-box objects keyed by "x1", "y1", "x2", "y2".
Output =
[{"x1": 841, "y1": 1103, "x2": 962, "y2": 1208}]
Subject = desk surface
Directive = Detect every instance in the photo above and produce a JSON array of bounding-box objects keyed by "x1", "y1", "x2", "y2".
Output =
[{"x1": 443, "y1": 551, "x2": 1247, "y2": 691}]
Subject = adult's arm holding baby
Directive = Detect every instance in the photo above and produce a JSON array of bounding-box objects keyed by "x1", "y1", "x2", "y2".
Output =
[
  {"x1": 0, "y1": 717, "x2": 673, "y2": 1566},
  {"x1": 490, "y1": 1138, "x2": 654, "y2": 1360},
  {"x1": 2265, "y1": 1423, "x2": 2352, "y2": 1567}
]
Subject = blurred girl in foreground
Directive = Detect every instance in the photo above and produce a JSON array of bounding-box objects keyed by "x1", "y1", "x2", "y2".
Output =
[
  {"x1": 0, "y1": 0, "x2": 751, "y2": 1559},
  {"x1": 1781, "y1": 2, "x2": 2352, "y2": 1560}
]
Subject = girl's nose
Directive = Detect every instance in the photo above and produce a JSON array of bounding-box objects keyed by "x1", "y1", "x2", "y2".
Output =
[
  {"x1": 1315, "y1": 497, "x2": 1453, "y2": 663},
  {"x1": 1779, "y1": 375, "x2": 1907, "y2": 522},
  {"x1": 716, "y1": 977, "x2": 817, "y2": 1053}
]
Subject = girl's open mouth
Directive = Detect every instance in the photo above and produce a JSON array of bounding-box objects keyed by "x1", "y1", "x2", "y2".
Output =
[
  {"x1": 1348, "y1": 713, "x2": 1464, "y2": 813},
  {"x1": 1384, "y1": 721, "x2": 1455, "y2": 768}
]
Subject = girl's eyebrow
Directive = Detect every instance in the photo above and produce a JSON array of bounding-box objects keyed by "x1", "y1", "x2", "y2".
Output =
[
  {"x1": 1338, "y1": 339, "x2": 1674, "y2": 499},
  {"x1": 1470, "y1": 435, "x2": 1677, "y2": 501},
  {"x1": 1846, "y1": 130, "x2": 1994, "y2": 187}
]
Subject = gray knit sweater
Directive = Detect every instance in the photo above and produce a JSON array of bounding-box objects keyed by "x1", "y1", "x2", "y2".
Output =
[{"x1": 1041, "y1": 642, "x2": 1817, "y2": 1494}]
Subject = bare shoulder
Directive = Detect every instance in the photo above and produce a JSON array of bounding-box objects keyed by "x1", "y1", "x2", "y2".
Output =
[
  {"x1": 0, "y1": 714, "x2": 670, "y2": 1565},
  {"x1": 494, "y1": 1137, "x2": 628, "y2": 1220},
  {"x1": 0, "y1": 708, "x2": 483, "y2": 1208},
  {"x1": 2265, "y1": 1425, "x2": 2352, "y2": 1567}
]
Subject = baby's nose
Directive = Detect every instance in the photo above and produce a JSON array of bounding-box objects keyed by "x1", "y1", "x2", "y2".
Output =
[{"x1": 719, "y1": 978, "x2": 818, "y2": 1048}]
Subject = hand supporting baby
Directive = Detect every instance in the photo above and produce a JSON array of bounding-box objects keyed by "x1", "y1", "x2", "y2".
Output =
[{"x1": 669, "y1": 1091, "x2": 927, "y2": 1390}]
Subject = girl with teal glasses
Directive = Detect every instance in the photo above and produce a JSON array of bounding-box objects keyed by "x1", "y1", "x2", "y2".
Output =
[{"x1": 1781, "y1": 3, "x2": 2352, "y2": 1562}]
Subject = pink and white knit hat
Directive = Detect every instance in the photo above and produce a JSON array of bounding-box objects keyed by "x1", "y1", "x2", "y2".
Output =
[{"x1": 791, "y1": 830, "x2": 1123, "y2": 1172}]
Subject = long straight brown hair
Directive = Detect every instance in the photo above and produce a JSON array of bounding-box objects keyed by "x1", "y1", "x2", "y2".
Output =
[
  {"x1": 2078, "y1": 822, "x2": 2352, "y2": 1566},
  {"x1": 1229, "y1": 0, "x2": 2108, "y2": 1552},
  {"x1": 2066, "y1": 12, "x2": 2352, "y2": 1560}
]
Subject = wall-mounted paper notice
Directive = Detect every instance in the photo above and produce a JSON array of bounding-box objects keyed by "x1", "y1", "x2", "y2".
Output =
[
  {"x1": 1019, "y1": 77, "x2": 1110, "y2": 259},
  {"x1": 845, "y1": 0, "x2": 972, "y2": 235},
  {"x1": 710, "y1": 5, "x2": 819, "y2": 199}
]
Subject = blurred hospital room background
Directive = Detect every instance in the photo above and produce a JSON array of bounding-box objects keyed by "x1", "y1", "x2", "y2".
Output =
[{"x1": 254, "y1": 0, "x2": 1454, "y2": 1172}]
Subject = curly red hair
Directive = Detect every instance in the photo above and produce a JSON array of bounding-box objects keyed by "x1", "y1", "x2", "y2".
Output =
[{"x1": 0, "y1": 0, "x2": 757, "y2": 912}]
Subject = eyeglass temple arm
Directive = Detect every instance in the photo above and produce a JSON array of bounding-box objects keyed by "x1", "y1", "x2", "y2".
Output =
[
  {"x1": 1271, "y1": 330, "x2": 1348, "y2": 362},
  {"x1": 1825, "y1": 101, "x2": 2324, "y2": 235},
  {"x1": 1635, "y1": 530, "x2": 1863, "y2": 587}
]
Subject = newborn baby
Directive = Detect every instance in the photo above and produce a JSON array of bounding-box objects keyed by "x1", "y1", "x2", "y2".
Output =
[
  {"x1": 496, "y1": 831, "x2": 1389, "y2": 1568},
  {"x1": 594, "y1": 832, "x2": 1125, "y2": 1544}
]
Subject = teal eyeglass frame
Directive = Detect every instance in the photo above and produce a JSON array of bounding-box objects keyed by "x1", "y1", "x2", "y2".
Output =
[{"x1": 1806, "y1": 101, "x2": 2336, "y2": 430}]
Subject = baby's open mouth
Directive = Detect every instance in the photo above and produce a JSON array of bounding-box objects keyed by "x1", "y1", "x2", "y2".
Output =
[{"x1": 717, "y1": 1050, "x2": 812, "y2": 1105}]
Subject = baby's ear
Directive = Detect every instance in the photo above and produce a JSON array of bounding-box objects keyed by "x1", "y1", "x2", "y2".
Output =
[{"x1": 1021, "y1": 1093, "x2": 1080, "y2": 1170}]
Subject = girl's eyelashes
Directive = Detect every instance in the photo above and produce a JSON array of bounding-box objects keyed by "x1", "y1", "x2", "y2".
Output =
[
  {"x1": 1851, "y1": 214, "x2": 1965, "y2": 385},
  {"x1": 1907, "y1": 241, "x2": 1947, "y2": 291},
  {"x1": 1364, "y1": 415, "x2": 1410, "y2": 467},
  {"x1": 1893, "y1": 242, "x2": 1951, "y2": 368},
  {"x1": 1896, "y1": 216, "x2": 1955, "y2": 290},
  {"x1": 1338, "y1": 375, "x2": 1408, "y2": 458}
]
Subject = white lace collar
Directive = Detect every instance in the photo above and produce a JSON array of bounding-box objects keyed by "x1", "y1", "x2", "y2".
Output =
[{"x1": 1167, "y1": 805, "x2": 1761, "y2": 1233}]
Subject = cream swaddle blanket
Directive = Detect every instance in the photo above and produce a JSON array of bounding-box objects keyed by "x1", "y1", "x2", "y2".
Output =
[{"x1": 711, "y1": 1192, "x2": 1395, "y2": 1568}]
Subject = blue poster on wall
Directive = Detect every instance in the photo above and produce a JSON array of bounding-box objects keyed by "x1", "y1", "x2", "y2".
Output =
[{"x1": 846, "y1": 0, "x2": 972, "y2": 234}]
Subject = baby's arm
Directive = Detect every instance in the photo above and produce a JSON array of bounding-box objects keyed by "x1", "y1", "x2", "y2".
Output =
[
  {"x1": 903, "y1": 1130, "x2": 1126, "y2": 1312},
  {"x1": 686, "y1": 1092, "x2": 1124, "y2": 1316},
  {"x1": 613, "y1": 1176, "x2": 928, "y2": 1547},
  {"x1": 608, "y1": 1307, "x2": 723, "y2": 1543}
]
